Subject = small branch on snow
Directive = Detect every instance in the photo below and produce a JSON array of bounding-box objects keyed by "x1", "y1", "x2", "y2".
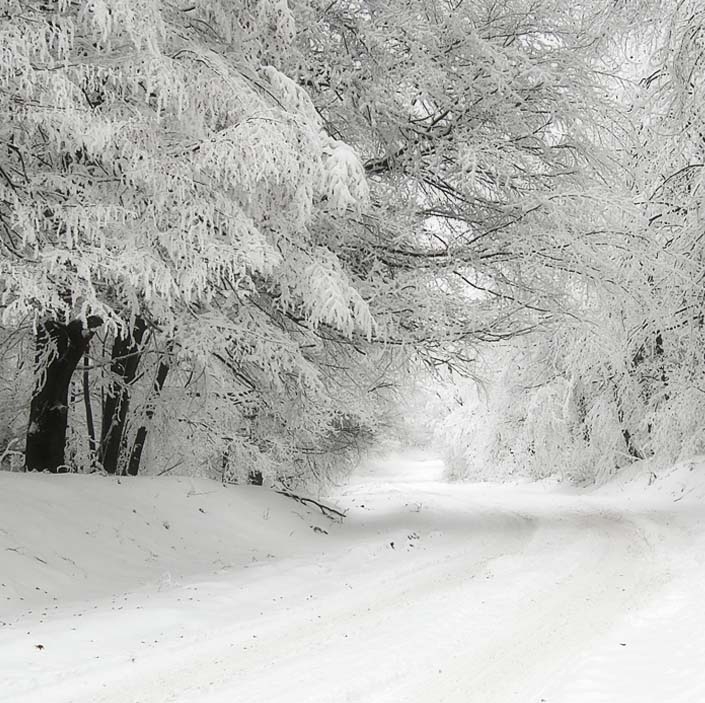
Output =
[
  {"x1": 157, "y1": 459, "x2": 184, "y2": 476},
  {"x1": 275, "y1": 490, "x2": 346, "y2": 521}
]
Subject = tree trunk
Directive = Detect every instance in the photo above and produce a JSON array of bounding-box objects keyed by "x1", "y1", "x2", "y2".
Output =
[
  {"x1": 100, "y1": 317, "x2": 148, "y2": 474},
  {"x1": 25, "y1": 316, "x2": 102, "y2": 472},
  {"x1": 83, "y1": 355, "x2": 97, "y2": 464},
  {"x1": 126, "y1": 353, "x2": 170, "y2": 476}
]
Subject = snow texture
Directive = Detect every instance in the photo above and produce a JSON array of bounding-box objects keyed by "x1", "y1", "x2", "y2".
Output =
[{"x1": 2, "y1": 452, "x2": 705, "y2": 702}]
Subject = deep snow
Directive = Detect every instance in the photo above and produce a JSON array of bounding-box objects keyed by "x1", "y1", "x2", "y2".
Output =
[{"x1": 2, "y1": 452, "x2": 705, "y2": 702}]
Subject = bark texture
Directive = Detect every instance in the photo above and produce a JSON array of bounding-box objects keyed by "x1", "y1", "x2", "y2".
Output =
[
  {"x1": 100, "y1": 318, "x2": 148, "y2": 474},
  {"x1": 127, "y1": 353, "x2": 170, "y2": 476},
  {"x1": 25, "y1": 316, "x2": 102, "y2": 472}
]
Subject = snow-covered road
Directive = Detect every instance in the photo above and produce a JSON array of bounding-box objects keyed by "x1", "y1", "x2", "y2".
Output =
[{"x1": 3, "y1": 452, "x2": 705, "y2": 702}]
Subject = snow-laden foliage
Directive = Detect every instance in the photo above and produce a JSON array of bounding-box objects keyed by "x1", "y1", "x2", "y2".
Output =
[
  {"x1": 0, "y1": 0, "x2": 392, "y2": 481},
  {"x1": 432, "y1": 325, "x2": 637, "y2": 483},
  {"x1": 4, "y1": 0, "x2": 700, "y2": 484},
  {"x1": 424, "y1": 0, "x2": 705, "y2": 485},
  {"x1": 0, "y1": 0, "x2": 371, "y2": 335},
  {"x1": 288, "y1": 0, "x2": 638, "y2": 351}
]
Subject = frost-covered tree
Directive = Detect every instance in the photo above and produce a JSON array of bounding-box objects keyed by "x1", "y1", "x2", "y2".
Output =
[
  {"x1": 432, "y1": 315, "x2": 647, "y2": 483},
  {"x1": 289, "y1": 0, "x2": 639, "y2": 348},
  {"x1": 558, "y1": 0, "x2": 705, "y2": 473},
  {"x1": 616, "y1": 0, "x2": 705, "y2": 464},
  {"x1": 0, "y1": 0, "x2": 378, "y2": 474},
  {"x1": 3, "y1": 0, "x2": 683, "y2": 482},
  {"x1": 431, "y1": 0, "x2": 705, "y2": 483}
]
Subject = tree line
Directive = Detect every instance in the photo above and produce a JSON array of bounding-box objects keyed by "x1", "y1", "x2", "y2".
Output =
[{"x1": 0, "y1": 0, "x2": 697, "y2": 483}]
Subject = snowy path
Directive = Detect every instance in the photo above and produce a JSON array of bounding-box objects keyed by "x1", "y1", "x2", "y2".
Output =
[{"x1": 3, "y1": 452, "x2": 705, "y2": 702}]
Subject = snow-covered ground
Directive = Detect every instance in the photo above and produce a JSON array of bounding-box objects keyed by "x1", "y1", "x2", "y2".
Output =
[{"x1": 2, "y1": 451, "x2": 705, "y2": 702}]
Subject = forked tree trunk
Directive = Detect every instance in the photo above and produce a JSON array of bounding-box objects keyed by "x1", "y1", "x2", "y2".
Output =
[
  {"x1": 100, "y1": 318, "x2": 148, "y2": 474},
  {"x1": 126, "y1": 354, "x2": 171, "y2": 476},
  {"x1": 25, "y1": 316, "x2": 103, "y2": 472}
]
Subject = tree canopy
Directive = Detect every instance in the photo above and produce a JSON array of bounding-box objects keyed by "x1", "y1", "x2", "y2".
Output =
[{"x1": 0, "y1": 0, "x2": 701, "y2": 485}]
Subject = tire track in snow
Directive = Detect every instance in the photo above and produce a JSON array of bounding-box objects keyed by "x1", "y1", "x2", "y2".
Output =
[{"x1": 1, "y1": 455, "x2": 700, "y2": 703}]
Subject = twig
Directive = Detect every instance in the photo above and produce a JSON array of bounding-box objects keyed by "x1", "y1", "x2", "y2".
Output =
[
  {"x1": 157, "y1": 459, "x2": 184, "y2": 476},
  {"x1": 275, "y1": 490, "x2": 346, "y2": 521}
]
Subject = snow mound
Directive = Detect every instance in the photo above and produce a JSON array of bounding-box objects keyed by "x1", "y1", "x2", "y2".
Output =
[
  {"x1": 596, "y1": 455, "x2": 705, "y2": 503},
  {"x1": 0, "y1": 472, "x2": 336, "y2": 618}
]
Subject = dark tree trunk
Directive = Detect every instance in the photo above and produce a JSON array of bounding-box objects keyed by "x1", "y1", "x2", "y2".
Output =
[
  {"x1": 621, "y1": 426, "x2": 644, "y2": 460},
  {"x1": 25, "y1": 316, "x2": 102, "y2": 472},
  {"x1": 616, "y1": 402, "x2": 644, "y2": 461},
  {"x1": 126, "y1": 353, "x2": 170, "y2": 476},
  {"x1": 100, "y1": 317, "x2": 148, "y2": 474},
  {"x1": 83, "y1": 355, "x2": 97, "y2": 462}
]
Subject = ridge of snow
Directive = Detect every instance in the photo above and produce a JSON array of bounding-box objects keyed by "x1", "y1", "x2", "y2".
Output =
[{"x1": 0, "y1": 472, "x2": 336, "y2": 617}]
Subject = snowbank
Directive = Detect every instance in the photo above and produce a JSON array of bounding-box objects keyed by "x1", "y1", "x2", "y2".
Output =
[
  {"x1": 595, "y1": 455, "x2": 705, "y2": 503},
  {"x1": 0, "y1": 472, "x2": 336, "y2": 618}
]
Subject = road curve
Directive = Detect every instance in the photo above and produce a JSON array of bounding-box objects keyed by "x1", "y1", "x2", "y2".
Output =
[{"x1": 3, "y1": 452, "x2": 705, "y2": 703}]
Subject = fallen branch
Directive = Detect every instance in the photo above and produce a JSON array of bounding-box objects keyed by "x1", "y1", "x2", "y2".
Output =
[
  {"x1": 158, "y1": 459, "x2": 184, "y2": 476},
  {"x1": 275, "y1": 489, "x2": 346, "y2": 521}
]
